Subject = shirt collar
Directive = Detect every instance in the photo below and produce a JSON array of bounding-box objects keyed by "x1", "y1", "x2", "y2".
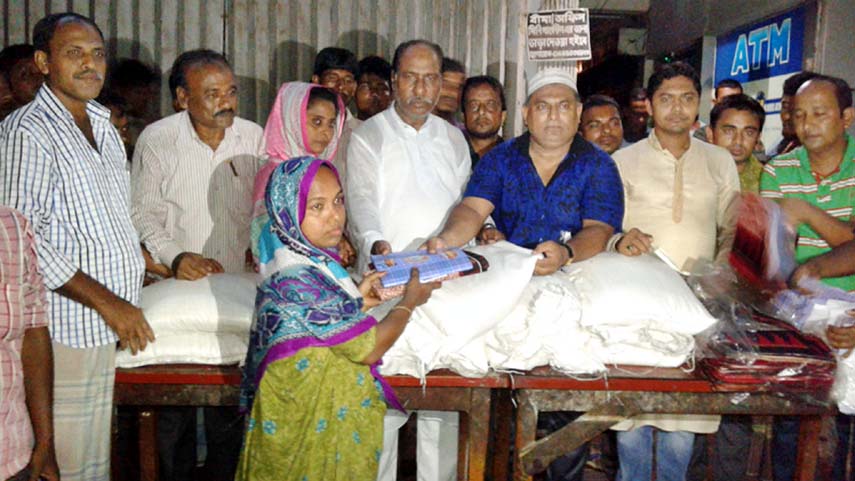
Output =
[
  {"x1": 36, "y1": 84, "x2": 112, "y2": 125},
  {"x1": 513, "y1": 131, "x2": 592, "y2": 159},
  {"x1": 177, "y1": 109, "x2": 240, "y2": 149},
  {"x1": 646, "y1": 128, "x2": 695, "y2": 160}
]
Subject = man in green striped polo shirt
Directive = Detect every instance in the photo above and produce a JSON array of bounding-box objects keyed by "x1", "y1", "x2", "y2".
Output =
[{"x1": 760, "y1": 74, "x2": 855, "y2": 292}]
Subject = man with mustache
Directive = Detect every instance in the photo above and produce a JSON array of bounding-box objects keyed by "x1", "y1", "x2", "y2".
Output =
[
  {"x1": 346, "y1": 39, "x2": 470, "y2": 481},
  {"x1": 424, "y1": 68, "x2": 624, "y2": 481},
  {"x1": 131, "y1": 49, "x2": 264, "y2": 481},
  {"x1": 462, "y1": 75, "x2": 507, "y2": 166},
  {"x1": 0, "y1": 13, "x2": 151, "y2": 480},
  {"x1": 580, "y1": 94, "x2": 626, "y2": 155},
  {"x1": 760, "y1": 75, "x2": 855, "y2": 481},
  {"x1": 610, "y1": 62, "x2": 740, "y2": 481}
]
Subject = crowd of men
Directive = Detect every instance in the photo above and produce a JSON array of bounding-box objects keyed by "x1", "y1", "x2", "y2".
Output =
[{"x1": 1, "y1": 10, "x2": 854, "y2": 481}]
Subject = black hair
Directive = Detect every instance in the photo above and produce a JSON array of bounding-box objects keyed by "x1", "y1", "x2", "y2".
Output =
[
  {"x1": 391, "y1": 40, "x2": 443, "y2": 73},
  {"x1": 313, "y1": 47, "x2": 358, "y2": 77},
  {"x1": 783, "y1": 71, "x2": 819, "y2": 97},
  {"x1": 462, "y1": 75, "x2": 506, "y2": 111},
  {"x1": 629, "y1": 87, "x2": 647, "y2": 101},
  {"x1": 108, "y1": 58, "x2": 160, "y2": 90},
  {"x1": 307, "y1": 86, "x2": 340, "y2": 115},
  {"x1": 646, "y1": 61, "x2": 701, "y2": 98},
  {"x1": 709, "y1": 93, "x2": 766, "y2": 131},
  {"x1": 441, "y1": 57, "x2": 465, "y2": 75},
  {"x1": 357, "y1": 55, "x2": 391, "y2": 83},
  {"x1": 97, "y1": 90, "x2": 129, "y2": 114},
  {"x1": 799, "y1": 75, "x2": 854, "y2": 113},
  {"x1": 0, "y1": 44, "x2": 35, "y2": 84},
  {"x1": 168, "y1": 49, "x2": 230, "y2": 101},
  {"x1": 32, "y1": 12, "x2": 104, "y2": 54},
  {"x1": 583, "y1": 94, "x2": 621, "y2": 113},
  {"x1": 714, "y1": 78, "x2": 743, "y2": 97}
]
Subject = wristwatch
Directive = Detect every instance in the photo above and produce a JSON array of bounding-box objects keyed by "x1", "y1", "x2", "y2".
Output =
[{"x1": 561, "y1": 243, "x2": 575, "y2": 265}]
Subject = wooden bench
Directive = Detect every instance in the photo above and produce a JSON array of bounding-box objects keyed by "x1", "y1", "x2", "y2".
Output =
[
  {"x1": 113, "y1": 364, "x2": 507, "y2": 481},
  {"x1": 509, "y1": 366, "x2": 836, "y2": 481}
]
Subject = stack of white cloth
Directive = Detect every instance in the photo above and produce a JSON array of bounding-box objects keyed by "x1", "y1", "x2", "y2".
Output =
[
  {"x1": 379, "y1": 249, "x2": 717, "y2": 379},
  {"x1": 116, "y1": 273, "x2": 257, "y2": 368}
]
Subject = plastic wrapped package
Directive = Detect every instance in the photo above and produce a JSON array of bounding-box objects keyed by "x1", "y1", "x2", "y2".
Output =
[{"x1": 688, "y1": 260, "x2": 836, "y2": 393}]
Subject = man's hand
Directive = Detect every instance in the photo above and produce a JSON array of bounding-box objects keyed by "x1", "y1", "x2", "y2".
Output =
[
  {"x1": 28, "y1": 441, "x2": 59, "y2": 481},
  {"x1": 790, "y1": 261, "x2": 822, "y2": 288},
  {"x1": 358, "y1": 271, "x2": 385, "y2": 311},
  {"x1": 174, "y1": 252, "x2": 224, "y2": 281},
  {"x1": 827, "y1": 325, "x2": 855, "y2": 351},
  {"x1": 477, "y1": 225, "x2": 506, "y2": 245},
  {"x1": 100, "y1": 298, "x2": 155, "y2": 355},
  {"x1": 422, "y1": 236, "x2": 449, "y2": 254},
  {"x1": 616, "y1": 228, "x2": 653, "y2": 256},
  {"x1": 371, "y1": 240, "x2": 392, "y2": 256},
  {"x1": 532, "y1": 240, "x2": 570, "y2": 276},
  {"x1": 338, "y1": 236, "x2": 356, "y2": 268}
]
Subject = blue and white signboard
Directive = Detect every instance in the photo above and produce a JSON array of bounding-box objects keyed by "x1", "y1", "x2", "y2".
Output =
[
  {"x1": 714, "y1": 7, "x2": 806, "y2": 151},
  {"x1": 714, "y1": 7, "x2": 804, "y2": 85}
]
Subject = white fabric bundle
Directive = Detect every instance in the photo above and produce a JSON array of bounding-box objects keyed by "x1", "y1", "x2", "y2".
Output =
[
  {"x1": 379, "y1": 241, "x2": 539, "y2": 377},
  {"x1": 116, "y1": 273, "x2": 257, "y2": 368},
  {"x1": 567, "y1": 253, "x2": 717, "y2": 335},
  {"x1": 379, "y1": 250, "x2": 713, "y2": 378}
]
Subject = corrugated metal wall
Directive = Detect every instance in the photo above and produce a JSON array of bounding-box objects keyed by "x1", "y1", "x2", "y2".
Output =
[{"x1": 1, "y1": 0, "x2": 532, "y2": 134}]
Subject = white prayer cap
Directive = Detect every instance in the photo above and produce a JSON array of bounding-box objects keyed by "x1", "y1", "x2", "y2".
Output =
[{"x1": 526, "y1": 68, "x2": 578, "y2": 97}]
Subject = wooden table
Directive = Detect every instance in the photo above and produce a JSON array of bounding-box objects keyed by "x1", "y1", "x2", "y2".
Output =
[
  {"x1": 510, "y1": 366, "x2": 836, "y2": 481},
  {"x1": 113, "y1": 364, "x2": 506, "y2": 481}
]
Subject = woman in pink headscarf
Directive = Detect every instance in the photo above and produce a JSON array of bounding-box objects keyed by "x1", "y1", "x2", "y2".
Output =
[{"x1": 251, "y1": 82, "x2": 354, "y2": 265}]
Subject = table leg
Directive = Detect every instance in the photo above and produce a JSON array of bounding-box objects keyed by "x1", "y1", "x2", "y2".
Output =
[
  {"x1": 465, "y1": 388, "x2": 491, "y2": 481},
  {"x1": 491, "y1": 389, "x2": 514, "y2": 481},
  {"x1": 513, "y1": 391, "x2": 537, "y2": 481},
  {"x1": 794, "y1": 415, "x2": 837, "y2": 481},
  {"x1": 458, "y1": 407, "x2": 468, "y2": 481},
  {"x1": 138, "y1": 409, "x2": 159, "y2": 481}
]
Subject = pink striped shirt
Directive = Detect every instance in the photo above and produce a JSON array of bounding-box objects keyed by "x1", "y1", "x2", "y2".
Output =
[{"x1": 0, "y1": 206, "x2": 48, "y2": 479}]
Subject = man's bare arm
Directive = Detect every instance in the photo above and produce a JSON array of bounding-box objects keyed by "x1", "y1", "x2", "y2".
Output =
[
  {"x1": 57, "y1": 271, "x2": 154, "y2": 354},
  {"x1": 425, "y1": 197, "x2": 494, "y2": 251},
  {"x1": 568, "y1": 219, "x2": 614, "y2": 261}
]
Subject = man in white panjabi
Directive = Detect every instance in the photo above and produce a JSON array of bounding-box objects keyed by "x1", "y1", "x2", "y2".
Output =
[{"x1": 346, "y1": 39, "x2": 470, "y2": 481}]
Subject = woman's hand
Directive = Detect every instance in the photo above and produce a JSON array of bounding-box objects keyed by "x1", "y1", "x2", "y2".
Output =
[
  {"x1": 400, "y1": 268, "x2": 441, "y2": 308},
  {"x1": 358, "y1": 271, "x2": 385, "y2": 311}
]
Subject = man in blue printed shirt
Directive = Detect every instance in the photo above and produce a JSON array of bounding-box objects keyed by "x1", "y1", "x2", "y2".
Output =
[
  {"x1": 426, "y1": 68, "x2": 623, "y2": 275},
  {"x1": 424, "y1": 68, "x2": 623, "y2": 481}
]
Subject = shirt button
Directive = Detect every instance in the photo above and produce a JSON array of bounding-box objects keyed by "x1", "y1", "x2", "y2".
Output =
[
  {"x1": 539, "y1": 237, "x2": 544, "y2": 242},
  {"x1": 541, "y1": 214, "x2": 545, "y2": 220}
]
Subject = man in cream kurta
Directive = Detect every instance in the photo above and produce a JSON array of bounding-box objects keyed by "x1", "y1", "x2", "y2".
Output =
[
  {"x1": 610, "y1": 63, "x2": 740, "y2": 481},
  {"x1": 346, "y1": 40, "x2": 470, "y2": 481}
]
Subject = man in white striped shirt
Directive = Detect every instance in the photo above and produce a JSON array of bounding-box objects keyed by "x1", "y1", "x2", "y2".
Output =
[
  {"x1": 130, "y1": 49, "x2": 264, "y2": 481},
  {"x1": 0, "y1": 13, "x2": 150, "y2": 481}
]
